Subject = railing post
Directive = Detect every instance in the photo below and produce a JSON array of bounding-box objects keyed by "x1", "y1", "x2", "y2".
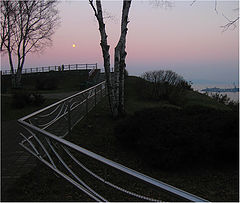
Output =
[
  {"x1": 86, "y1": 94, "x2": 88, "y2": 114},
  {"x1": 48, "y1": 66, "x2": 50, "y2": 72},
  {"x1": 76, "y1": 64, "x2": 77, "y2": 70},
  {"x1": 67, "y1": 102, "x2": 71, "y2": 134},
  {"x1": 86, "y1": 64, "x2": 88, "y2": 70},
  {"x1": 104, "y1": 82, "x2": 108, "y2": 96},
  {"x1": 94, "y1": 88, "x2": 97, "y2": 107}
]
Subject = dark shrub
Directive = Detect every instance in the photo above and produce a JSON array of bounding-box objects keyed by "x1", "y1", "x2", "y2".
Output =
[
  {"x1": 35, "y1": 75, "x2": 58, "y2": 90},
  {"x1": 31, "y1": 93, "x2": 45, "y2": 106},
  {"x1": 209, "y1": 93, "x2": 239, "y2": 112},
  {"x1": 12, "y1": 91, "x2": 45, "y2": 108},
  {"x1": 139, "y1": 70, "x2": 192, "y2": 105},
  {"x1": 1, "y1": 76, "x2": 11, "y2": 93},
  {"x1": 115, "y1": 106, "x2": 238, "y2": 170},
  {"x1": 12, "y1": 91, "x2": 29, "y2": 108},
  {"x1": 1, "y1": 84, "x2": 8, "y2": 94},
  {"x1": 227, "y1": 101, "x2": 239, "y2": 112}
]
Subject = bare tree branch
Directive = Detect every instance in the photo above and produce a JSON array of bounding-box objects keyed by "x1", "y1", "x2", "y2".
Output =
[
  {"x1": 190, "y1": 0, "x2": 197, "y2": 6},
  {"x1": 1, "y1": 0, "x2": 60, "y2": 88},
  {"x1": 214, "y1": 0, "x2": 218, "y2": 14},
  {"x1": 89, "y1": 0, "x2": 132, "y2": 117},
  {"x1": 190, "y1": 0, "x2": 239, "y2": 32},
  {"x1": 221, "y1": 14, "x2": 239, "y2": 32},
  {"x1": 150, "y1": 0, "x2": 173, "y2": 8}
]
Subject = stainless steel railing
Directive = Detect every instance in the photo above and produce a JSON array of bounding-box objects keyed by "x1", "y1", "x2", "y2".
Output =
[
  {"x1": 18, "y1": 80, "x2": 209, "y2": 202},
  {"x1": 19, "y1": 81, "x2": 106, "y2": 138}
]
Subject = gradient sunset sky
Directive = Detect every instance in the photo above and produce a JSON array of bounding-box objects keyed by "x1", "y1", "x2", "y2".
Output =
[{"x1": 1, "y1": 0, "x2": 239, "y2": 84}]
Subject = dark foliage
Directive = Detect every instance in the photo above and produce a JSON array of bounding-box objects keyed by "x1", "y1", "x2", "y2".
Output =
[
  {"x1": 1, "y1": 81, "x2": 8, "y2": 93},
  {"x1": 139, "y1": 70, "x2": 192, "y2": 105},
  {"x1": 209, "y1": 92, "x2": 239, "y2": 111},
  {"x1": 35, "y1": 75, "x2": 59, "y2": 90},
  {"x1": 141, "y1": 70, "x2": 192, "y2": 90},
  {"x1": 12, "y1": 91, "x2": 45, "y2": 108},
  {"x1": 210, "y1": 93, "x2": 230, "y2": 104},
  {"x1": 135, "y1": 79, "x2": 185, "y2": 105},
  {"x1": 115, "y1": 106, "x2": 238, "y2": 170}
]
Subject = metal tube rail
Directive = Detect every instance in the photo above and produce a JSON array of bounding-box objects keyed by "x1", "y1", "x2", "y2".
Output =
[
  {"x1": 18, "y1": 118, "x2": 208, "y2": 202},
  {"x1": 19, "y1": 142, "x2": 103, "y2": 202},
  {"x1": 19, "y1": 81, "x2": 106, "y2": 122},
  {"x1": 17, "y1": 79, "x2": 208, "y2": 202},
  {"x1": 45, "y1": 138, "x2": 107, "y2": 202}
]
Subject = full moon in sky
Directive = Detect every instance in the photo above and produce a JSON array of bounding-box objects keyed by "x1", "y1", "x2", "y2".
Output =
[{"x1": 72, "y1": 44, "x2": 76, "y2": 48}]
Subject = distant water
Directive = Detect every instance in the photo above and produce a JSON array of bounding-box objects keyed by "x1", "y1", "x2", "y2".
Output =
[{"x1": 192, "y1": 84, "x2": 239, "y2": 102}]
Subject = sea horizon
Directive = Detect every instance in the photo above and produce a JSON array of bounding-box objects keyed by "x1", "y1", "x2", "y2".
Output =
[{"x1": 192, "y1": 83, "x2": 239, "y2": 102}]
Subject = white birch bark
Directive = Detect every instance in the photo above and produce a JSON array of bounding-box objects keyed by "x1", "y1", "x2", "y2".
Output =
[
  {"x1": 90, "y1": 0, "x2": 131, "y2": 117},
  {"x1": 89, "y1": 0, "x2": 118, "y2": 117},
  {"x1": 115, "y1": 0, "x2": 132, "y2": 114}
]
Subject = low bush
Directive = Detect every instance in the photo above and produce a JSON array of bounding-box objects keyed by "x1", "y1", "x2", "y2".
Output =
[
  {"x1": 136, "y1": 80, "x2": 186, "y2": 105},
  {"x1": 35, "y1": 75, "x2": 58, "y2": 90},
  {"x1": 209, "y1": 93, "x2": 239, "y2": 112},
  {"x1": 138, "y1": 70, "x2": 192, "y2": 105},
  {"x1": 115, "y1": 106, "x2": 238, "y2": 170},
  {"x1": 12, "y1": 91, "x2": 45, "y2": 109}
]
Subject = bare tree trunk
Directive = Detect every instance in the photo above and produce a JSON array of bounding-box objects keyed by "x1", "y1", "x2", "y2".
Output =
[
  {"x1": 6, "y1": 12, "x2": 16, "y2": 88},
  {"x1": 15, "y1": 57, "x2": 25, "y2": 88},
  {"x1": 1, "y1": 1, "x2": 59, "y2": 89},
  {"x1": 114, "y1": 45, "x2": 120, "y2": 109},
  {"x1": 119, "y1": 48, "x2": 127, "y2": 114},
  {"x1": 115, "y1": 0, "x2": 132, "y2": 115},
  {"x1": 8, "y1": 49, "x2": 16, "y2": 88},
  {"x1": 90, "y1": 0, "x2": 131, "y2": 117},
  {"x1": 89, "y1": 0, "x2": 118, "y2": 117}
]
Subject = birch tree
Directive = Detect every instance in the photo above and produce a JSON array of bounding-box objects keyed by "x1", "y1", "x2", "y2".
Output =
[
  {"x1": 89, "y1": 0, "x2": 237, "y2": 117},
  {"x1": 0, "y1": 0, "x2": 59, "y2": 88},
  {"x1": 89, "y1": 0, "x2": 132, "y2": 117}
]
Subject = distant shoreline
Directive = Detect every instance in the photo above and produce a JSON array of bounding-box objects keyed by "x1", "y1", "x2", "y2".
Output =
[
  {"x1": 201, "y1": 87, "x2": 239, "y2": 93},
  {"x1": 192, "y1": 84, "x2": 239, "y2": 102}
]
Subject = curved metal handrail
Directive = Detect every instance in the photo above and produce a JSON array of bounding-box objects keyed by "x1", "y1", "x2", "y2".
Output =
[{"x1": 18, "y1": 80, "x2": 209, "y2": 202}]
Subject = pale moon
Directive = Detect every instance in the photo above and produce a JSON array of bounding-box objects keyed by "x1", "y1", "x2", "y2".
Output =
[{"x1": 72, "y1": 44, "x2": 76, "y2": 48}]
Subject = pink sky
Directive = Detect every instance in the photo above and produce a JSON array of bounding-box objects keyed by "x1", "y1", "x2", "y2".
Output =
[{"x1": 1, "y1": 1, "x2": 239, "y2": 84}]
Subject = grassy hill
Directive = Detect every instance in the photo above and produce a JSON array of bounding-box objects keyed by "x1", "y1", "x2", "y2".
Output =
[
  {"x1": 124, "y1": 76, "x2": 231, "y2": 112},
  {"x1": 2, "y1": 75, "x2": 238, "y2": 201},
  {"x1": 67, "y1": 76, "x2": 238, "y2": 201},
  {"x1": 1, "y1": 69, "x2": 102, "y2": 93}
]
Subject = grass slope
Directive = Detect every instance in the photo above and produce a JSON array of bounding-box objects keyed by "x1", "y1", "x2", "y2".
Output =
[
  {"x1": 2, "y1": 76, "x2": 238, "y2": 201},
  {"x1": 1, "y1": 95, "x2": 58, "y2": 121},
  {"x1": 67, "y1": 76, "x2": 237, "y2": 201},
  {"x1": 1, "y1": 69, "x2": 98, "y2": 94}
]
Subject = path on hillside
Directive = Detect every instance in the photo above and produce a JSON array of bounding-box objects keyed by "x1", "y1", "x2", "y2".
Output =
[
  {"x1": 1, "y1": 120, "x2": 36, "y2": 199},
  {"x1": 41, "y1": 91, "x2": 79, "y2": 100},
  {"x1": 1, "y1": 90, "x2": 81, "y2": 200},
  {"x1": 2, "y1": 91, "x2": 79, "y2": 100}
]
